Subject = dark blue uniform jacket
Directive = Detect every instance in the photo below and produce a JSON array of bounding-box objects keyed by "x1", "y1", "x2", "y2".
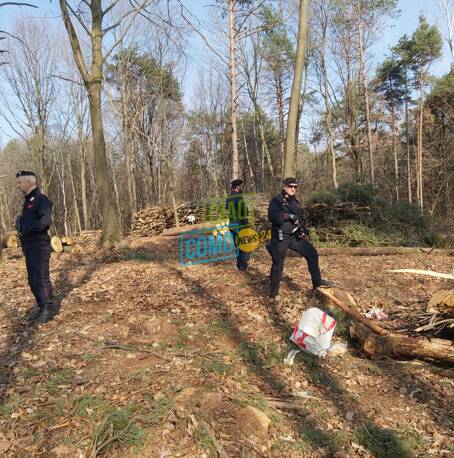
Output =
[
  {"x1": 268, "y1": 192, "x2": 307, "y2": 240},
  {"x1": 17, "y1": 188, "x2": 52, "y2": 245}
]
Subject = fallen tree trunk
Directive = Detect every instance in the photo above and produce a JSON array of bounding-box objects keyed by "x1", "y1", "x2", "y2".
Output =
[
  {"x1": 387, "y1": 269, "x2": 454, "y2": 280},
  {"x1": 316, "y1": 288, "x2": 389, "y2": 336},
  {"x1": 285, "y1": 246, "x2": 454, "y2": 257},
  {"x1": 350, "y1": 322, "x2": 454, "y2": 363},
  {"x1": 160, "y1": 223, "x2": 218, "y2": 237}
]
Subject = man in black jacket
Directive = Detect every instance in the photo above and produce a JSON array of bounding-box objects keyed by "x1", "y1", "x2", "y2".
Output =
[
  {"x1": 267, "y1": 177, "x2": 332, "y2": 300},
  {"x1": 225, "y1": 179, "x2": 250, "y2": 271},
  {"x1": 16, "y1": 171, "x2": 56, "y2": 323}
]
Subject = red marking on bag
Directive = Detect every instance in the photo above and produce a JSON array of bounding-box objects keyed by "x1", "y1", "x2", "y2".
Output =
[
  {"x1": 322, "y1": 312, "x2": 336, "y2": 331},
  {"x1": 292, "y1": 325, "x2": 308, "y2": 349}
]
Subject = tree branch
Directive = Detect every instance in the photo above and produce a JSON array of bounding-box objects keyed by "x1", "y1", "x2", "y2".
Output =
[
  {"x1": 102, "y1": 8, "x2": 133, "y2": 35},
  {"x1": 102, "y1": 0, "x2": 120, "y2": 17},
  {"x1": 51, "y1": 73, "x2": 85, "y2": 86},
  {"x1": 102, "y1": 0, "x2": 150, "y2": 63},
  {"x1": 177, "y1": 1, "x2": 228, "y2": 66},
  {"x1": 67, "y1": 2, "x2": 91, "y2": 36},
  {"x1": 59, "y1": 0, "x2": 90, "y2": 85},
  {"x1": 0, "y1": 2, "x2": 36, "y2": 7}
]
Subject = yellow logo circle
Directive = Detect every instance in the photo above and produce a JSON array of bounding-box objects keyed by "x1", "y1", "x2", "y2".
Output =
[{"x1": 237, "y1": 228, "x2": 259, "y2": 252}]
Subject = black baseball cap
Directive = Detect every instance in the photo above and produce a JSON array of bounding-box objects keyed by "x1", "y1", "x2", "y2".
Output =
[
  {"x1": 283, "y1": 177, "x2": 298, "y2": 187},
  {"x1": 16, "y1": 171, "x2": 37, "y2": 178},
  {"x1": 231, "y1": 179, "x2": 243, "y2": 188}
]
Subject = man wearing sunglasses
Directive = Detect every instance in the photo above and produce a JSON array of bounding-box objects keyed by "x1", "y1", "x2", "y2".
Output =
[
  {"x1": 267, "y1": 177, "x2": 332, "y2": 301},
  {"x1": 15, "y1": 171, "x2": 56, "y2": 323}
]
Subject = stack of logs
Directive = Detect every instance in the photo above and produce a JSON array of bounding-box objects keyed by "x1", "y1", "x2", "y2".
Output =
[
  {"x1": 1, "y1": 231, "x2": 81, "y2": 255},
  {"x1": 132, "y1": 194, "x2": 371, "y2": 238}
]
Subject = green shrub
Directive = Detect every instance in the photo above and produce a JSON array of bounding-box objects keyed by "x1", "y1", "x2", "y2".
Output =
[
  {"x1": 306, "y1": 191, "x2": 338, "y2": 206},
  {"x1": 335, "y1": 183, "x2": 378, "y2": 205},
  {"x1": 390, "y1": 201, "x2": 427, "y2": 227},
  {"x1": 422, "y1": 230, "x2": 445, "y2": 247}
]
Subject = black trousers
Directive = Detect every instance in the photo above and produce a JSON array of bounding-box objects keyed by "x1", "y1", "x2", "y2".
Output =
[
  {"x1": 230, "y1": 229, "x2": 251, "y2": 271},
  {"x1": 22, "y1": 241, "x2": 54, "y2": 309},
  {"x1": 268, "y1": 236, "x2": 322, "y2": 296}
]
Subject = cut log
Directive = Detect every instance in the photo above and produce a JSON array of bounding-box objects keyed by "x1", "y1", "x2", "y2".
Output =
[
  {"x1": 387, "y1": 269, "x2": 454, "y2": 280},
  {"x1": 2, "y1": 231, "x2": 20, "y2": 248},
  {"x1": 160, "y1": 223, "x2": 215, "y2": 237},
  {"x1": 61, "y1": 236, "x2": 73, "y2": 246},
  {"x1": 350, "y1": 322, "x2": 454, "y2": 363},
  {"x1": 316, "y1": 288, "x2": 389, "y2": 336},
  {"x1": 51, "y1": 236, "x2": 63, "y2": 253},
  {"x1": 62, "y1": 243, "x2": 82, "y2": 255}
]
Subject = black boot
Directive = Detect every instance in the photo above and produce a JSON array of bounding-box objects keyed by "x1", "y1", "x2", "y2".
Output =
[
  {"x1": 26, "y1": 305, "x2": 41, "y2": 321},
  {"x1": 35, "y1": 305, "x2": 53, "y2": 324},
  {"x1": 314, "y1": 279, "x2": 334, "y2": 289}
]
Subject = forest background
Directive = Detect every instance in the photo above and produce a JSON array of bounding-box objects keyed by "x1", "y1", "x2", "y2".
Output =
[{"x1": 0, "y1": 0, "x2": 453, "y2": 246}]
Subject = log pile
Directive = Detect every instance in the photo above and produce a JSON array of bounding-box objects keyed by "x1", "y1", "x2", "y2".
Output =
[
  {"x1": 132, "y1": 194, "x2": 372, "y2": 238},
  {"x1": 132, "y1": 201, "x2": 210, "y2": 237}
]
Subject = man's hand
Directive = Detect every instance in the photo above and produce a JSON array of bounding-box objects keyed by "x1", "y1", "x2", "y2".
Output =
[{"x1": 288, "y1": 213, "x2": 298, "y2": 223}]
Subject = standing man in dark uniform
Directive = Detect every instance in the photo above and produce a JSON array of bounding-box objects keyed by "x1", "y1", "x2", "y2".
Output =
[
  {"x1": 225, "y1": 179, "x2": 250, "y2": 271},
  {"x1": 267, "y1": 177, "x2": 332, "y2": 300},
  {"x1": 16, "y1": 171, "x2": 56, "y2": 323}
]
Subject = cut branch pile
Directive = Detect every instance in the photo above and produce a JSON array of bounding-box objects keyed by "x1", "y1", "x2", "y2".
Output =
[{"x1": 317, "y1": 287, "x2": 454, "y2": 363}]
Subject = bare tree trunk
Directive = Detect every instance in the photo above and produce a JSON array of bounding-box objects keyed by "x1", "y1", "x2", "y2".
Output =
[
  {"x1": 88, "y1": 81, "x2": 120, "y2": 241},
  {"x1": 240, "y1": 118, "x2": 254, "y2": 182},
  {"x1": 391, "y1": 105, "x2": 399, "y2": 201},
  {"x1": 0, "y1": 190, "x2": 7, "y2": 233},
  {"x1": 417, "y1": 74, "x2": 425, "y2": 209},
  {"x1": 67, "y1": 154, "x2": 82, "y2": 234},
  {"x1": 78, "y1": 120, "x2": 89, "y2": 229},
  {"x1": 284, "y1": 0, "x2": 308, "y2": 177},
  {"x1": 295, "y1": 60, "x2": 309, "y2": 174},
  {"x1": 358, "y1": 19, "x2": 375, "y2": 184},
  {"x1": 37, "y1": 123, "x2": 49, "y2": 194},
  {"x1": 404, "y1": 85, "x2": 412, "y2": 203},
  {"x1": 275, "y1": 73, "x2": 285, "y2": 179},
  {"x1": 120, "y1": 78, "x2": 137, "y2": 220},
  {"x1": 60, "y1": 0, "x2": 120, "y2": 244},
  {"x1": 228, "y1": 0, "x2": 240, "y2": 179}
]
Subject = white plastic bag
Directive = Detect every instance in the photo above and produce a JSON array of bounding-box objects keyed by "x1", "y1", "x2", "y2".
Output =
[{"x1": 290, "y1": 307, "x2": 336, "y2": 356}]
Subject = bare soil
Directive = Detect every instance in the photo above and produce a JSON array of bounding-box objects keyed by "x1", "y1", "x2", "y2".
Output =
[{"x1": 0, "y1": 238, "x2": 453, "y2": 457}]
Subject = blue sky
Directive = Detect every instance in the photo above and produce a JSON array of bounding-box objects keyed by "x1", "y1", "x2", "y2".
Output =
[{"x1": 0, "y1": 0, "x2": 452, "y2": 147}]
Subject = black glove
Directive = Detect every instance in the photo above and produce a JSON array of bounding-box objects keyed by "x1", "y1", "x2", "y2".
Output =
[{"x1": 15, "y1": 216, "x2": 22, "y2": 235}]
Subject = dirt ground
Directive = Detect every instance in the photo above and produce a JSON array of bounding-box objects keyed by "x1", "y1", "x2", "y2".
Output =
[{"x1": 0, "y1": 238, "x2": 453, "y2": 457}]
